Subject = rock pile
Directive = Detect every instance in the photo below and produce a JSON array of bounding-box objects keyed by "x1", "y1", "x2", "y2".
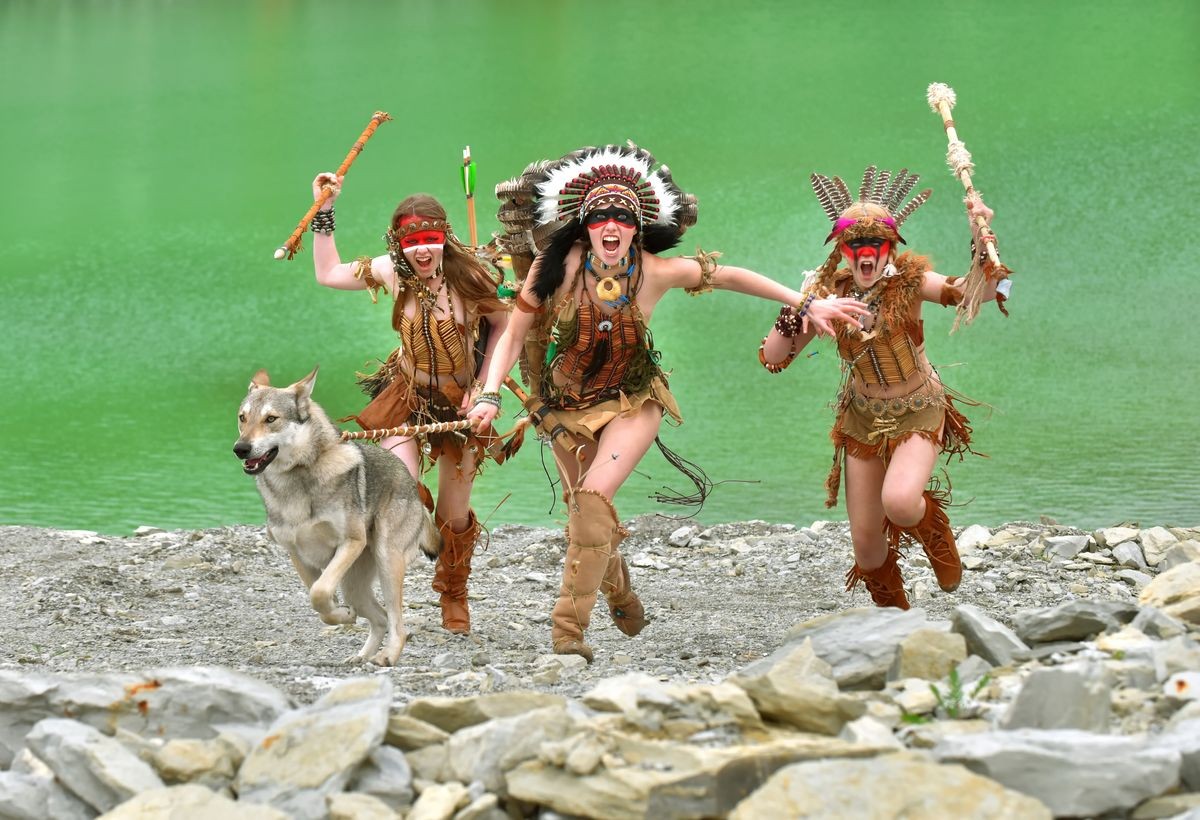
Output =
[{"x1": 0, "y1": 521, "x2": 1197, "y2": 817}]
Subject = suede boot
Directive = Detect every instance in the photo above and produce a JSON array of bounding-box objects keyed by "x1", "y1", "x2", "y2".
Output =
[
  {"x1": 431, "y1": 510, "x2": 479, "y2": 634},
  {"x1": 551, "y1": 490, "x2": 620, "y2": 663},
  {"x1": 890, "y1": 490, "x2": 961, "y2": 592},
  {"x1": 845, "y1": 549, "x2": 910, "y2": 610},
  {"x1": 602, "y1": 544, "x2": 645, "y2": 637}
]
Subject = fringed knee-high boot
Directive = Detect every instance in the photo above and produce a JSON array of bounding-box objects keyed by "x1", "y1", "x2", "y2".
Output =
[
  {"x1": 431, "y1": 510, "x2": 480, "y2": 634},
  {"x1": 845, "y1": 548, "x2": 910, "y2": 610},
  {"x1": 887, "y1": 489, "x2": 961, "y2": 593},
  {"x1": 551, "y1": 489, "x2": 621, "y2": 663}
]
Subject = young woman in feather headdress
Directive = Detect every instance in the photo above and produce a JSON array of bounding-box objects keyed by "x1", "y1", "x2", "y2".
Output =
[
  {"x1": 306, "y1": 173, "x2": 511, "y2": 637},
  {"x1": 466, "y1": 144, "x2": 870, "y2": 662},
  {"x1": 760, "y1": 166, "x2": 1005, "y2": 610}
]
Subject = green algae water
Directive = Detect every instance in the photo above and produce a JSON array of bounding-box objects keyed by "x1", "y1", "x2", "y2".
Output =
[{"x1": 2, "y1": 1, "x2": 1197, "y2": 535}]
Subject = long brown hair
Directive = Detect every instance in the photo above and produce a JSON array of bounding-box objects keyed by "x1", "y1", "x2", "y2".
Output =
[{"x1": 390, "y1": 194, "x2": 506, "y2": 316}]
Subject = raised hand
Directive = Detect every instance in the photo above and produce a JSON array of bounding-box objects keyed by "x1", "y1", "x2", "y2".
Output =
[{"x1": 312, "y1": 173, "x2": 344, "y2": 211}]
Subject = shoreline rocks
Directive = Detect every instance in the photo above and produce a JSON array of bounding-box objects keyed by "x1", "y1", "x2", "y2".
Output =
[{"x1": 0, "y1": 520, "x2": 1196, "y2": 817}]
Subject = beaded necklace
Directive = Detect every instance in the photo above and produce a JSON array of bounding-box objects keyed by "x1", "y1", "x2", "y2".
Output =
[{"x1": 584, "y1": 251, "x2": 635, "y2": 309}]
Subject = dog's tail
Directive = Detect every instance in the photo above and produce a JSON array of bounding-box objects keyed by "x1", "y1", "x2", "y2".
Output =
[{"x1": 420, "y1": 510, "x2": 442, "y2": 562}]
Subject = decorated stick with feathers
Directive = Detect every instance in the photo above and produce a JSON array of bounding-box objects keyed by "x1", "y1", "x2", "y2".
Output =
[
  {"x1": 274, "y1": 111, "x2": 392, "y2": 261},
  {"x1": 927, "y1": 83, "x2": 1012, "y2": 327}
]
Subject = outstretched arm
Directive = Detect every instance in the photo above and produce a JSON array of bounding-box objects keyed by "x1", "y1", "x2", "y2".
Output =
[{"x1": 654, "y1": 255, "x2": 870, "y2": 336}]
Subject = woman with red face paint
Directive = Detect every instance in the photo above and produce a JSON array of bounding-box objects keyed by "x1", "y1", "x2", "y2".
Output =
[
  {"x1": 760, "y1": 166, "x2": 1004, "y2": 610},
  {"x1": 466, "y1": 145, "x2": 870, "y2": 662},
  {"x1": 308, "y1": 172, "x2": 511, "y2": 636}
]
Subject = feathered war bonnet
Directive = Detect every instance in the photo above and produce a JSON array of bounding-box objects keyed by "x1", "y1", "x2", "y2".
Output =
[
  {"x1": 496, "y1": 143, "x2": 698, "y2": 300},
  {"x1": 809, "y1": 165, "x2": 933, "y2": 284}
]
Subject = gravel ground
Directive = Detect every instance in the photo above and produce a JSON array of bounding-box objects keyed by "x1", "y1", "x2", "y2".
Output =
[{"x1": 0, "y1": 516, "x2": 1126, "y2": 705}]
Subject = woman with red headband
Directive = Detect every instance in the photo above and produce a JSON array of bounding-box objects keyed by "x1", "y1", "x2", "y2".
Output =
[
  {"x1": 760, "y1": 166, "x2": 1004, "y2": 610},
  {"x1": 466, "y1": 145, "x2": 869, "y2": 663},
  {"x1": 308, "y1": 172, "x2": 510, "y2": 636}
]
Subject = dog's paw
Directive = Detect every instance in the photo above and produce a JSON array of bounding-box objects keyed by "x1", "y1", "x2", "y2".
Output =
[
  {"x1": 369, "y1": 648, "x2": 400, "y2": 667},
  {"x1": 342, "y1": 652, "x2": 369, "y2": 666},
  {"x1": 319, "y1": 605, "x2": 357, "y2": 626}
]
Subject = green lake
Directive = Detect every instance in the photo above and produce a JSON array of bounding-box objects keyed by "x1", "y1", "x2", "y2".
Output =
[{"x1": 2, "y1": 0, "x2": 1197, "y2": 534}]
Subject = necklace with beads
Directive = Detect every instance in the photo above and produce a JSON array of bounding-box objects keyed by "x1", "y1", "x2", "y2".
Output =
[{"x1": 585, "y1": 251, "x2": 635, "y2": 309}]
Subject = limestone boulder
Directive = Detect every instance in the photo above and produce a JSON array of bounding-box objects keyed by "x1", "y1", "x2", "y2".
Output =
[
  {"x1": 934, "y1": 729, "x2": 1181, "y2": 817},
  {"x1": 1140, "y1": 562, "x2": 1200, "y2": 624},
  {"x1": 236, "y1": 677, "x2": 392, "y2": 820},
  {"x1": 783, "y1": 608, "x2": 935, "y2": 689},
  {"x1": 729, "y1": 753, "x2": 1050, "y2": 819}
]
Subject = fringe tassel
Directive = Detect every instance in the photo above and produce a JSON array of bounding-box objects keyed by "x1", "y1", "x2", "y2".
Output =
[{"x1": 650, "y1": 436, "x2": 712, "y2": 510}]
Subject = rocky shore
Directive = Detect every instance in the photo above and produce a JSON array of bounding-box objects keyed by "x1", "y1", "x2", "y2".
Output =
[{"x1": 0, "y1": 518, "x2": 1197, "y2": 818}]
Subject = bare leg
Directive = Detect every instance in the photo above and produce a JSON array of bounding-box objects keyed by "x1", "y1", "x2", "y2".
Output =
[
  {"x1": 845, "y1": 451, "x2": 888, "y2": 570},
  {"x1": 434, "y1": 445, "x2": 479, "y2": 532},
  {"x1": 881, "y1": 434, "x2": 940, "y2": 527}
]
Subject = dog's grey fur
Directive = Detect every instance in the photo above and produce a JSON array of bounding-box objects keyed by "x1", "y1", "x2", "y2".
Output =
[{"x1": 233, "y1": 367, "x2": 439, "y2": 666}]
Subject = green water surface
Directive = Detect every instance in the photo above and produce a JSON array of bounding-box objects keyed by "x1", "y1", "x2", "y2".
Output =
[{"x1": 2, "y1": 1, "x2": 1197, "y2": 534}]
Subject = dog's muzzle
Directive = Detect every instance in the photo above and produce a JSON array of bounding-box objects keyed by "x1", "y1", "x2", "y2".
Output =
[{"x1": 234, "y1": 444, "x2": 278, "y2": 475}]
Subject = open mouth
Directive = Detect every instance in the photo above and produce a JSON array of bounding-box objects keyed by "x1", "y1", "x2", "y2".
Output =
[
  {"x1": 602, "y1": 236, "x2": 620, "y2": 253},
  {"x1": 242, "y1": 447, "x2": 278, "y2": 475},
  {"x1": 859, "y1": 258, "x2": 876, "y2": 279}
]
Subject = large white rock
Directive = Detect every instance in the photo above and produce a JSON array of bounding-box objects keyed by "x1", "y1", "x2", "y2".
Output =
[
  {"x1": 951, "y1": 605, "x2": 1027, "y2": 666},
  {"x1": 100, "y1": 783, "x2": 288, "y2": 819},
  {"x1": 26, "y1": 718, "x2": 164, "y2": 813},
  {"x1": 1000, "y1": 664, "x2": 1111, "y2": 732},
  {"x1": 0, "y1": 667, "x2": 291, "y2": 768},
  {"x1": 1141, "y1": 526, "x2": 1180, "y2": 566},
  {"x1": 731, "y1": 639, "x2": 861, "y2": 735},
  {"x1": 236, "y1": 677, "x2": 392, "y2": 820},
  {"x1": 443, "y1": 706, "x2": 577, "y2": 794},
  {"x1": 728, "y1": 753, "x2": 1050, "y2": 819},
  {"x1": 1140, "y1": 562, "x2": 1200, "y2": 624},
  {"x1": 933, "y1": 729, "x2": 1181, "y2": 817},
  {"x1": 783, "y1": 608, "x2": 935, "y2": 689}
]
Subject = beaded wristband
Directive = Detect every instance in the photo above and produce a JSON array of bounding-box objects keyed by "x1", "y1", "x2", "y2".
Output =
[
  {"x1": 473, "y1": 391, "x2": 502, "y2": 410},
  {"x1": 795, "y1": 292, "x2": 816, "y2": 318},
  {"x1": 311, "y1": 208, "x2": 336, "y2": 235}
]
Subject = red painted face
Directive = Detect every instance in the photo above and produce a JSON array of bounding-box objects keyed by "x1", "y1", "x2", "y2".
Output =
[
  {"x1": 400, "y1": 229, "x2": 446, "y2": 249},
  {"x1": 839, "y1": 237, "x2": 891, "y2": 264}
]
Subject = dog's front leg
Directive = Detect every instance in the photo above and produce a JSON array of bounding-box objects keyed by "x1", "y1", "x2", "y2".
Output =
[
  {"x1": 371, "y1": 543, "x2": 409, "y2": 666},
  {"x1": 310, "y1": 538, "x2": 367, "y2": 625},
  {"x1": 286, "y1": 546, "x2": 319, "y2": 590}
]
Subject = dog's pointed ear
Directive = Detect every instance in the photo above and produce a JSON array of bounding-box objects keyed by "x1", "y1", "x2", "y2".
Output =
[
  {"x1": 249, "y1": 369, "x2": 271, "y2": 390},
  {"x1": 291, "y1": 366, "x2": 319, "y2": 400},
  {"x1": 290, "y1": 366, "x2": 318, "y2": 421}
]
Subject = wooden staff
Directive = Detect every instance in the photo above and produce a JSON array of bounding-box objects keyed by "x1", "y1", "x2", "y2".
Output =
[
  {"x1": 503, "y1": 376, "x2": 586, "y2": 461},
  {"x1": 461, "y1": 145, "x2": 478, "y2": 247},
  {"x1": 273, "y1": 111, "x2": 393, "y2": 261},
  {"x1": 341, "y1": 419, "x2": 472, "y2": 443},
  {"x1": 926, "y1": 84, "x2": 1004, "y2": 272}
]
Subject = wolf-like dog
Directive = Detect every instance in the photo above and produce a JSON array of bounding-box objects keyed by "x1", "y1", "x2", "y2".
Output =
[{"x1": 233, "y1": 367, "x2": 439, "y2": 666}]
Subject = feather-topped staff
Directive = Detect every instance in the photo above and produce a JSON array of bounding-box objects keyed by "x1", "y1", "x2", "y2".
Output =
[
  {"x1": 926, "y1": 83, "x2": 1012, "y2": 327},
  {"x1": 461, "y1": 145, "x2": 479, "y2": 247},
  {"x1": 274, "y1": 111, "x2": 393, "y2": 261}
]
